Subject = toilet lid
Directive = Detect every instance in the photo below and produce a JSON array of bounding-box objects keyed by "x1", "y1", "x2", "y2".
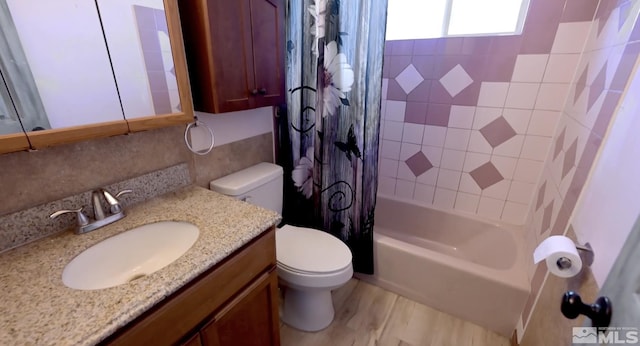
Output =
[{"x1": 276, "y1": 225, "x2": 352, "y2": 274}]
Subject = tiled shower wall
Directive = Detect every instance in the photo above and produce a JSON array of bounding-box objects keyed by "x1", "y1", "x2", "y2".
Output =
[
  {"x1": 521, "y1": 0, "x2": 640, "y2": 330},
  {"x1": 378, "y1": 0, "x2": 602, "y2": 225}
]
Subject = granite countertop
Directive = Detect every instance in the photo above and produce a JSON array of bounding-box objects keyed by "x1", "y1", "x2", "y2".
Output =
[{"x1": 0, "y1": 185, "x2": 281, "y2": 345}]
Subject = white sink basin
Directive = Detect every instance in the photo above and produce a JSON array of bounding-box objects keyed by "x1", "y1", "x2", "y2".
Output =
[{"x1": 62, "y1": 221, "x2": 199, "y2": 290}]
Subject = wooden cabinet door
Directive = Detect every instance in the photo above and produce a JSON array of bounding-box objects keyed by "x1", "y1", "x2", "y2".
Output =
[
  {"x1": 200, "y1": 270, "x2": 281, "y2": 346},
  {"x1": 249, "y1": 0, "x2": 284, "y2": 108},
  {"x1": 179, "y1": 0, "x2": 284, "y2": 113},
  {"x1": 205, "y1": 0, "x2": 255, "y2": 113}
]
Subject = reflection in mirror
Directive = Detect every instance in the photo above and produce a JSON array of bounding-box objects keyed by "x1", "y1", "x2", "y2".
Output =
[
  {"x1": 97, "y1": 0, "x2": 181, "y2": 118},
  {"x1": 4, "y1": 0, "x2": 125, "y2": 130},
  {"x1": 0, "y1": 75, "x2": 25, "y2": 135},
  {"x1": 0, "y1": 0, "x2": 49, "y2": 135}
]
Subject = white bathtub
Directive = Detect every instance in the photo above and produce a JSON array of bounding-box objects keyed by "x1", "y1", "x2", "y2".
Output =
[{"x1": 357, "y1": 195, "x2": 530, "y2": 337}]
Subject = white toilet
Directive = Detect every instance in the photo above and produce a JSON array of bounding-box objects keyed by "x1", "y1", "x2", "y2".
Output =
[{"x1": 210, "y1": 162, "x2": 353, "y2": 332}]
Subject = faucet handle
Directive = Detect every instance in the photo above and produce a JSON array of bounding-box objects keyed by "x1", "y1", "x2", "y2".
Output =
[
  {"x1": 115, "y1": 189, "x2": 133, "y2": 198},
  {"x1": 104, "y1": 189, "x2": 132, "y2": 214},
  {"x1": 50, "y1": 207, "x2": 90, "y2": 226}
]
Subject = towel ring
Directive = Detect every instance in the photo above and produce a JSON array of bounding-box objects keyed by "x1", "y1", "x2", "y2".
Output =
[{"x1": 184, "y1": 119, "x2": 215, "y2": 155}]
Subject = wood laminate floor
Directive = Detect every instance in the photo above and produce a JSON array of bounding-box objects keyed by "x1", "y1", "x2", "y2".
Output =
[{"x1": 280, "y1": 279, "x2": 511, "y2": 346}]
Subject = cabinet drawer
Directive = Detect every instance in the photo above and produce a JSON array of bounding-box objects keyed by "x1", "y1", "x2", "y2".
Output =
[{"x1": 105, "y1": 227, "x2": 276, "y2": 345}]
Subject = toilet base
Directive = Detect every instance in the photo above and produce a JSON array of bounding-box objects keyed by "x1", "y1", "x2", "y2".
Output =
[{"x1": 281, "y1": 287, "x2": 334, "y2": 332}]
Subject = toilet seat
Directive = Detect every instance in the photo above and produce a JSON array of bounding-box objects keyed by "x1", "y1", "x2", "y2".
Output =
[
  {"x1": 277, "y1": 261, "x2": 351, "y2": 276},
  {"x1": 276, "y1": 225, "x2": 353, "y2": 289},
  {"x1": 277, "y1": 260, "x2": 354, "y2": 290},
  {"x1": 276, "y1": 225, "x2": 352, "y2": 273}
]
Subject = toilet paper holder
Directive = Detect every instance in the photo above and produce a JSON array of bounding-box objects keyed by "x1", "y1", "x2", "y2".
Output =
[{"x1": 556, "y1": 242, "x2": 594, "y2": 270}]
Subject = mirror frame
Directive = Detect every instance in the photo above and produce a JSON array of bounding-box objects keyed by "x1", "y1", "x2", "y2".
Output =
[
  {"x1": 0, "y1": 0, "x2": 193, "y2": 153},
  {"x1": 1, "y1": 133, "x2": 30, "y2": 154}
]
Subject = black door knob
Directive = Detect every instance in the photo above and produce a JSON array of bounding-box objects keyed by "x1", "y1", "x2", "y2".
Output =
[
  {"x1": 561, "y1": 291, "x2": 612, "y2": 327},
  {"x1": 258, "y1": 88, "x2": 267, "y2": 95}
]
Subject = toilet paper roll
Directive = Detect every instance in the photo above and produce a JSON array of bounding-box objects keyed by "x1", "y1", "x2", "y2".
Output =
[{"x1": 533, "y1": 235, "x2": 582, "y2": 278}]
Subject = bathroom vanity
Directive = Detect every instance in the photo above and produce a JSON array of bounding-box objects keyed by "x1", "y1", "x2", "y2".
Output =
[
  {"x1": 0, "y1": 186, "x2": 281, "y2": 345},
  {"x1": 106, "y1": 227, "x2": 280, "y2": 345}
]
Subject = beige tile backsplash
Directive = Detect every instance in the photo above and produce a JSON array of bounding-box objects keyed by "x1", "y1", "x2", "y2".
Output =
[
  {"x1": 0, "y1": 125, "x2": 273, "y2": 250},
  {"x1": 0, "y1": 126, "x2": 194, "y2": 216},
  {"x1": 0, "y1": 163, "x2": 192, "y2": 252}
]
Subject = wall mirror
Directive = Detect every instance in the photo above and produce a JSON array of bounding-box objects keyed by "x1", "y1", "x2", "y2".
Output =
[
  {"x1": 98, "y1": 0, "x2": 182, "y2": 119},
  {"x1": 0, "y1": 0, "x2": 192, "y2": 154}
]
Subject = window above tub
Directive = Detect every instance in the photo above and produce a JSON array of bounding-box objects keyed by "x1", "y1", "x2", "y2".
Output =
[{"x1": 385, "y1": 0, "x2": 531, "y2": 40}]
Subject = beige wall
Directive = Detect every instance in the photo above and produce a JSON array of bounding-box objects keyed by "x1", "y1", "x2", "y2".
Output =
[{"x1": 0, "y1": 125, "x2": 273, "y2": 217}]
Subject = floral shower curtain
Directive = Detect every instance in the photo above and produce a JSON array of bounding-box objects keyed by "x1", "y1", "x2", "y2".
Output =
[{"x1": 277, "y1": 0, "x2": 388, "y2": 274}]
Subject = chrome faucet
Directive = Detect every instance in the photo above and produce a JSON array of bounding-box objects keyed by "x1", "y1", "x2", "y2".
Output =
[
  {"x1": 91, "y1": 190, "x2": 107, "y2": 220},
  {"x1": 51, "y1": 188, "x2": 132, "y2": 234},
  {"x1": 91, "y1": 188, "x2": 131, "y2": 220}
]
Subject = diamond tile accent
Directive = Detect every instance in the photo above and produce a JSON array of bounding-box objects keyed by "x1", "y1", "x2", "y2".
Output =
[
  {"x1": 536, "y1": 181, "x2": 546, "y2": 210},
  {"x1": 469, "y1": 162, "x2": 504, "y2": 189},
  {"x1": 405, "y1": 151, "x2": 433, "y2": 177},
  {"x1": 553, "y1": 127, "x2": 566, "y2": 160},
  {"x1": 618, "y1": 1, "x2": 633, "y2": 31},
  {"x1": 588, "y1": 65, "x2": 607, "y2": 111},
  {"x1": 574, "y1": 65, "x2": 588, "y2": 104},
  {"x1": 439, "y1": 64, "x2": 473, "y2": 97},
  {"x1": 396, "y1": 64, "x2": 424, "y2": 94},
  {"x1": 479, "y1": 117, "x2": 517, "y2": 148},
  {"x1": 562, "y1": 138, "x2": 578, "y2": 179},
  {"x1": 541, "y1": 200, "x2": 554, "y2": 234}
]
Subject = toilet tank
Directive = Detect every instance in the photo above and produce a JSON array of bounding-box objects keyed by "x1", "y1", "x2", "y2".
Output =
[{"x1": 209, "y1": 162, "x2": 283, "y2": 214}]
